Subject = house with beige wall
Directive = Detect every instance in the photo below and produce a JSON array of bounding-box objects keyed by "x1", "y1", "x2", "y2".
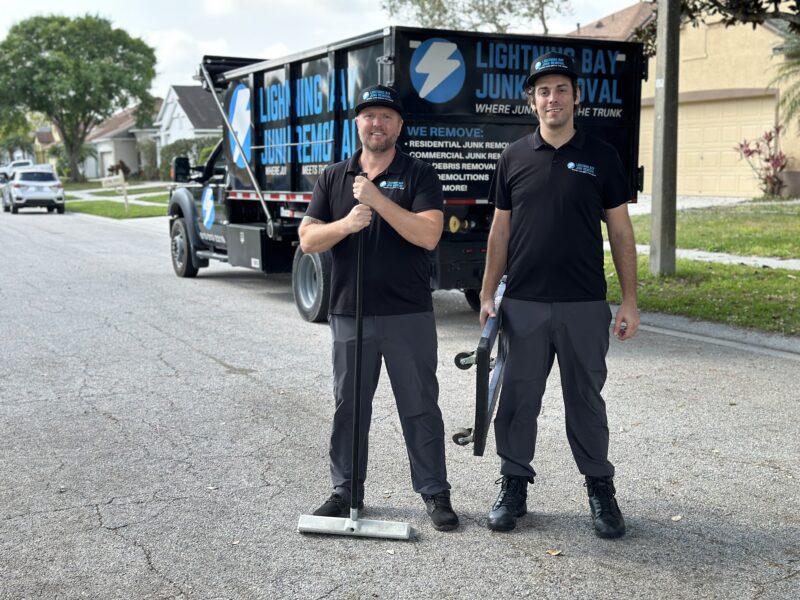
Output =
[
  {"x1": 32, "y1": 126, "x2": 61, "y2": 172},
  {"x1": 570, "y1": 1, "x2": 799, "y2": 197}
]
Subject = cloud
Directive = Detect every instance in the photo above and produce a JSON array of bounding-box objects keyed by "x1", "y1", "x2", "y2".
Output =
[
  {"x1": 201, "y1": 0, "x2": 280, "y2": 18},
  {"x1": 146, "y1": 29, "x2": 230, "y2": 96},
  {"x1": 202, "y1": 0, "x2": 236, "y2": 17},
  {"x1": 260, "y1": 42, "x2": 291, "y2": 61}
]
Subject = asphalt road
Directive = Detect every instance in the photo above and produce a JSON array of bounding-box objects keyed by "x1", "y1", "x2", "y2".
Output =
[{"x1": 1, "y1": 211, "x2": 798, "y2": 599}]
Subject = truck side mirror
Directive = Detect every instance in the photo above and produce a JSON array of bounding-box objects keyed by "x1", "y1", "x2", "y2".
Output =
[{"x1": 171, "y1": 156, "x2": 191, "y2": 182}]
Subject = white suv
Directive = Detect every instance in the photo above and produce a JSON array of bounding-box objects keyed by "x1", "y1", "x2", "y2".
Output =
[
  {"x1": 0, "y1": 159, "x2": 34, "y2": 179},
  {"x1": 2, "y1": 167, "x2": 65, "y2": 214}
]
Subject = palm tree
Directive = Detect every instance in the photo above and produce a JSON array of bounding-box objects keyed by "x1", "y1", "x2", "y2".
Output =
[
  {"x1": 0, "y1": 134, "x2": 34, "y2": 163},
  {"x1": 771, "y1": 33, "x2": 800, "y2": 128}
]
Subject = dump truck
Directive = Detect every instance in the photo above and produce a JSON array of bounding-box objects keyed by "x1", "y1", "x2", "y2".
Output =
[{"x1": 168, "y1": 26, "x2": 645, "y2": 321}]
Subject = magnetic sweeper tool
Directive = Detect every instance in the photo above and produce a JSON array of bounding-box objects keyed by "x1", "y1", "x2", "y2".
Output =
[{"x1": 298, "y1": 174, "x2": 414, "y2": 540}]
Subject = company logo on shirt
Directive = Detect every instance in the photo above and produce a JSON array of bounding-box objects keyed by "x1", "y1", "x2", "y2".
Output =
[
  {"x1": 379, "y1": 180, "x2": 405, "y2": 190},
  {"x1": 410, "y1": 38, "x2": 466, "y2": 103},
  {"x1": 567, "y1": 161, "x2": 596, "y2": 177},
  {"x1": 228, "y1": 83, "x2": 252, "y2": 169}
]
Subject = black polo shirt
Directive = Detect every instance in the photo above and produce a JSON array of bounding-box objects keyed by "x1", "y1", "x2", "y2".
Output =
[
  {"x1": 306, "y1": 147, "x2": 443, "y2": 316},
  {"x1": 489, "y1": 127, "x2": 630, "y2": 302}
]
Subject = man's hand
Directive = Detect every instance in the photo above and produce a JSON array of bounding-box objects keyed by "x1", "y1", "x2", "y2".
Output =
[
  {"x1": 613, "y1": 300, "x2": 640, "y2": 341},
  {"x1": 345, "y1": 203, "x2": 372, "y2": 233},
  {"x1": 353, "y1": 175, "x2": 383, "y2": 209},
  {"x1": 479, "y1": 295, "x2": 496, "y2": 329}
]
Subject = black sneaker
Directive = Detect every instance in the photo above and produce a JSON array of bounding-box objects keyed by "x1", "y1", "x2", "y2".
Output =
[
  {"x1": 422, "y1": 490, "x2": 459, "y2": 531},
  {"x1": 312, "y1": 493, "x2": 363, "y2": 518},
  {"x1": 585, "y1": 476, "x2": 626, "y2": 538},
  {"x1": 487, "y1": 475, "x2": 531, "y2": 532}
]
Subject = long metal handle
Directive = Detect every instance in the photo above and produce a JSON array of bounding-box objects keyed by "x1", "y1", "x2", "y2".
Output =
[
  {"x1": 351, "y1": 227, "x2": 365, "y2": 512},
  {"x1": 199, "y1": 64, "x2": 273, "y2": 224},
  {"x1": 350, "y1": 172, "x2": 368, "y2": 512}
]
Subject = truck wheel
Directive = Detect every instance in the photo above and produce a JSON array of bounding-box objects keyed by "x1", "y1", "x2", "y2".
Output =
[
  {"x1": 292, "y1": 247, "x2": 331, "y2": 323},
  {"x1": 464, "y1": 289, "x2": 481, "y2": 312},
  {"x1": 2, "y1": 204, "x2": 9, "y2": 213},
  {"x1": 171, "y1": 217, "x2": 199, "y2": 278},
  {"x1": 56, "y1": 206, "x2": 65, "y2": 214},
  {"x1": 11, "y1": 206, "x2": 18, "y2": 214}
]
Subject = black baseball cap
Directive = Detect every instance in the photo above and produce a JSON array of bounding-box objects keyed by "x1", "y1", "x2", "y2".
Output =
[
  {"x1": 355, "y1": 85, "x2": 403, "y2": 116},
  {"x1": 525, "y1": 52, "x2": 578, "y2": 88}
]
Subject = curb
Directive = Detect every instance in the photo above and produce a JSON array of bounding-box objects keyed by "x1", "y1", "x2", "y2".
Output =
[{"x1": 612, "y1": 305, "x2": 800, "y2": 361}]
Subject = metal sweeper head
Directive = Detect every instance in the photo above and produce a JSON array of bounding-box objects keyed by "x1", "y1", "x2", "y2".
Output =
[{"x1": 297, "y1": 508, "x2": 414, "y2": 540}]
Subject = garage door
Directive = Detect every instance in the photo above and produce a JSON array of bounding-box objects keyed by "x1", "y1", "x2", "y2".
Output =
[
  {"x1": 99, "y1": 151, "x2": 113, "y2": 178},
  {"x1": 639, "y1": 94, "x2": 776, "y2": 197}
]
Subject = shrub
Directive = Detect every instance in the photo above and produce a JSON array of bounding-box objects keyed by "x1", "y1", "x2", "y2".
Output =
[
  {"x1": 197, "y1": 144, "x2": 216, "y2": 166},
  {"x1": 137, "y1": 139, "x2": 159, "y2": 180},
  {"x1": 734, "y1": 126, "x2": 789, "y2": 198},
  {"x1": 158, "y1": 136, "x2": 220, "y2": 180},
  {"x1": 107, "y1": 159, "x2": 131, "y2": 180},
  {"x1": 47, "y1": 143, "x2": 96, "y2": 179}
]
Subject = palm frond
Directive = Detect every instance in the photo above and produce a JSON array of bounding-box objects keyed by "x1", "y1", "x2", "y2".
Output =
[{"x1": 770, "y1": 34, "x2": 800, "y2": 126}]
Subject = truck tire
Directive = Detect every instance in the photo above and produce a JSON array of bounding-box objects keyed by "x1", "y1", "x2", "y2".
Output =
[
  {"x1": 170, "y1": 217, "x2": 199, "y2": 278},
  {"x1": 464, "y1": 289, "x2": 481, "y2": 312},
  {"x1": 292, "y1": 247, "x2": 331, "y2": 323}
]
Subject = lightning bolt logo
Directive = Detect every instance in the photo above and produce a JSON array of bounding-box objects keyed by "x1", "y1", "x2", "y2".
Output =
[
  {"x1": 410, "y1": 38, "x2": 466, "y2": 104},
  {"x1": 227, "y1": 84, "x2": 251, "y2": 169},
  {"x1": 201, "y1": 187, "x2": 215, "y2": 230}
]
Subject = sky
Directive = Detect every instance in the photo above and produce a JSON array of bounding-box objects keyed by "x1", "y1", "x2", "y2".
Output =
[{"x1": 0, "y1": 0, "x2": 638, "y2": 99}]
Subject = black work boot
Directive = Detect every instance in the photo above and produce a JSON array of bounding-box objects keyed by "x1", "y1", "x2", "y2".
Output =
[
  {"x1": 585, "y1": 476, "x2": 626, "y2": 538},
  {"x1": 487, "y1": 475, "x2": 531, "y2": 532},
  {"x1": 422, "y1": 490, "x2": 459, "y2": 531},
  {"x1": 312, "y1": 492, "x2": 364, "y2": 518}
]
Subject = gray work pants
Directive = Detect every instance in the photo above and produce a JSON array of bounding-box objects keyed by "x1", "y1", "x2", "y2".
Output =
[
  {"x1": 328, "y1": 311, "x2": 449, "y2": 502},
  {"x1": 495, "y1": 298, "x2": 614, "y2": 479}
]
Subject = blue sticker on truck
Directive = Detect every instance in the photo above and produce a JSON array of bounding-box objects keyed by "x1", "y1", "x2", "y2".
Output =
[
  {"x1": 201, "y1": 187, "x2": 215, "y2": 229},
  {"x1": 228, "y1": 83, "x2": 252, "y2": 169}
]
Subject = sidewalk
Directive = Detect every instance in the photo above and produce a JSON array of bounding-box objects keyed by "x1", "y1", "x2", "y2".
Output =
[
  {"x1": 621, "y1": 194, "x2": 800, "y2": 270},
  {"x1": 628, "y1": 193, "x2": 755, "y2": 215},
  {"x1": 603, "y1": 241, "x2": 800, "y2": 271},
  {"x1": 66, "y1": 181, "x2": 169, "y2": 206}
]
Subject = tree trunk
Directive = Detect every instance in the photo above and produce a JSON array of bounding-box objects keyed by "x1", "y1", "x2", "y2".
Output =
[
  {"x1": 67, "y1": 144, "x2": 85, "y2": 183},
  {"x1": 52, "y1": 120, "x2": 86, "y2": 183},
  {"x1": 536, "y1": 6, "x2": 548, "y2": 34}
]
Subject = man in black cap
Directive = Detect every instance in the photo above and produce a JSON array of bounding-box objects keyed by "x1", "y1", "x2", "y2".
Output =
[
  {"x1": 298, "y1": 85, "x2": 459, "y2": 531},
  {"x1": 479, "y1": 53, "x2": 639, "y2": 537}
]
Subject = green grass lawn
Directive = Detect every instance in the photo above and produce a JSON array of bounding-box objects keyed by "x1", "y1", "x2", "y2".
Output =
[
  {"x1": 605, "y1": 254, "x2": 799, "y2": 336},
  {"x1": 625, "y1": 202, "x2": 800, "y2": 258},
  {"x1": 66, "y1": 200, "x2": 166, "y2": 219},
  {"x1": 62, "y1": 181, "x2": 104, "y2": 191},
  {"x1": 141, "y1": 194, "x2": 169, "y2": 204},
  {"x1": 86, "y1": 192, "x2": 169, "y2": 204},
  {"x1": 90, "y1": 186, "x2": 169, "y2": 197}
]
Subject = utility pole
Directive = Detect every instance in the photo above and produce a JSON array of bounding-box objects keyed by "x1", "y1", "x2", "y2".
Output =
[{"x1": 650, "y1": 0, "x2": 681, "y2": 275}]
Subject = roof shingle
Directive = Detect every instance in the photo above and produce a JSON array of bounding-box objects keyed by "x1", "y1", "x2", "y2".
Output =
[
  {"x1": 171, "y1": 86, "x2": 221, "y2": 130},
  {"x1": 87, "y1": 100, "x2": 163, "y2": 142},
  {"x1": 567, "y1": 1, "x2": 656, "y2": 41}
]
